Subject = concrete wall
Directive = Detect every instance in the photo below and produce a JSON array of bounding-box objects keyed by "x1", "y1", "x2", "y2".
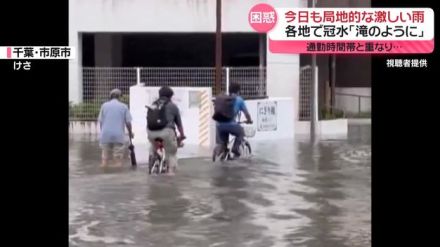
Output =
[
  {"x1": 93, "y1": 34, "x2": 123, "y2": 67},
  {"x1": 296, "y1": 119, "x2": 348, "y2": 138},
  {"x1": 245, "y1": 98, "x2": 295, "y2": 140},
  {"x1": 128, "y1": 86, "x2": 296, "y2": 148},
  {"x1": 70, "y1": 0, "x2": 305, "y2": 33},
  {"x1": 94, "y1": 34, "x2": 112, "y2": 66},
  {"x1": 335, "y1": 87, "x2": 371, "y2": 114},
  {"x1": 313, "y1": 0, "x2": 371, "y2": 7},
  {"x1": 70, "y1": 121, "x2": 100, "y2": 135},
  {"x1": 129, "y1": 86, "x2": 216, "y2": 147},
  {"x1": 69, "y1": 93, "x2": 347, "y2": 139},
  {"x1": 69, "y1": 32, "x2": 82, "y2": 103}
]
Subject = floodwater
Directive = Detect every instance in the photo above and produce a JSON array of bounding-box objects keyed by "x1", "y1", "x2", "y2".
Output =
[{"x1": 69, "y1": 125, "x2": 371, "y2": 247}]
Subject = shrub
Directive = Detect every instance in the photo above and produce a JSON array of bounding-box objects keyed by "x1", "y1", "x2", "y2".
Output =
[
  {"x1": 69, "y1": 101, "x2": 101, "y2": 120},
  {"x1": 120, "y1": 94, "x2": 129, "y2": 105},
  {"x1": 320, "y1": 107, "x2": 345, "y2": 120},
  {"x1": 346, "y1": 112, "x2": 371, "y2": 118},
  {"x1": 69, "y1": 95, "x2": 129, "y2": 120}
]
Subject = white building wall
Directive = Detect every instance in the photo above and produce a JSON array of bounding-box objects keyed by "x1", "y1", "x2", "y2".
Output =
[
  {"x1": 70, "y1": 0, "x2": 306, "y2": 33},
  {"x1": 69, "y1": 31, "x2": 82, "y2": 103},
  {"x1": 335, "y1": 87, "x2": 371, "y2": 114},
  {"x1": 69, "y1": 0, "x2": 306, "y2": 121}
]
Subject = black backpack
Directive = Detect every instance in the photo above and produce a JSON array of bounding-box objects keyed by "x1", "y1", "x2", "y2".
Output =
[
  {"x1": 147, "y1": 99, "x2": 169, "y2": 131},
  {"x1": 212, "y1": 94, "x2": 236, "y2": 122}
]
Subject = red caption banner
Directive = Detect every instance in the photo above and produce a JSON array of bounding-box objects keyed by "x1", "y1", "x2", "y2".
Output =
[{"x1": 248, "y1": 4, "x2": 434, "y2": 54}]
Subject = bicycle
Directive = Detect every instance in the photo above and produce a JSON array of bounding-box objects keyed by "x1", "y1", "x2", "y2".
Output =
[
  {"x1": 148, "y1": 136, "x2": 184, "y2": 175},
  {"x1": 212, "y1": 122, "x2": 255, "y2": 162}
]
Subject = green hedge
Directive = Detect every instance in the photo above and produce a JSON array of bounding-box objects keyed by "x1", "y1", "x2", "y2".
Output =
[
  {"x1": 69, "y1": 101, "x2": 101, "y2": 120},
  {"x1": 345, "y1": 112, "x2": 371, "y2": 118},
  {"x1": 320, "y1": 108, "x2": 345, "y2": 120},
  {"x1": 69, "y1": 95, "x2": 130, "y2": 120},
  {"x1": 319, "y1": 107, "x2": 371, "y2": 119}
]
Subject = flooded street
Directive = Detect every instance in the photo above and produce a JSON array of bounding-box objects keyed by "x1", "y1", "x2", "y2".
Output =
[{"x1": 69, "y1": 125, "x2": 371, "y2": 247}]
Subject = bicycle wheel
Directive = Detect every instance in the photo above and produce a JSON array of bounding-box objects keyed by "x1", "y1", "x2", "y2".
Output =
[
  {"x1": 245, "y1": 141, "x2": 252, "y2": 155},
  {"x1": 241, "y1": 141, "x2": 252, "y2": 158},
  {"x1": 150, "y1": 160, "x2": 158, "y2": 174},
  {"x1": 221, "y1": 151, "x2": 229, "y2": 162},
  {"x1": 212, "y1": 146, "x2": 219, "y2": 162},
  {"x1": 213, "y1": 145, "x2": 228, "y2": 162},
  {"x1": 160, "y1": 160, "x2": 168, "y2": 174},
  {"x1": 149, "y1": 153, "x2": 162, "y2": 175},
  {"x1": 164, "y1": 161, "x2": 169, "y2": 173},
  {"x1": 148, "y1": 155, "x2": 154, "y2": 174}
]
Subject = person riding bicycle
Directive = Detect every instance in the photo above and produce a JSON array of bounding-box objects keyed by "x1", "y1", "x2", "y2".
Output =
[
  {"x1": 213, "y1": 82, "x2": 253, "y2": 160},
  {"x1": 147, "y1": 86, "x2": 186, "y2": 175}
]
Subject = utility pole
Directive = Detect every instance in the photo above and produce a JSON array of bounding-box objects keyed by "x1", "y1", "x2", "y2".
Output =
[
  {"x1": 215, "y1": 0, "x2": 222, "y2": 95},
  {"x1": 310, "y1": 0, "x2": 319, "y2": 142},
  {"x1": 331, "y1": 55, "x2": 336, "y2": 113}
]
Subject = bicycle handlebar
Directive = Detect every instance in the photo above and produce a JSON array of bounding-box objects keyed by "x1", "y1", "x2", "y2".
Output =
[{"x1": 177, "y1": 136, "x2": 185, "y2": 148}]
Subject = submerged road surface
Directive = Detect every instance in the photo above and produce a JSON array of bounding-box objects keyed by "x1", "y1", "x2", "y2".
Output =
[{"x1": 69, "y1": 125, "x2": 371, "y2": 247}]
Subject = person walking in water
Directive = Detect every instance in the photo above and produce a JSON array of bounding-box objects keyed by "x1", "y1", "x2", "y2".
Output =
[{"x1": 98, "y1": 89, "x2": 134, "y2": 167}]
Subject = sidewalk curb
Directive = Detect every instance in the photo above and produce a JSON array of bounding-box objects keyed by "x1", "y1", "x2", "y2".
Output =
[{"x1": 348, "y1": 118, "x2": 371, "y2": 125}]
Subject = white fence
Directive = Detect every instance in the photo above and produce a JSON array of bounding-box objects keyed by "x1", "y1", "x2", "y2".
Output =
[
  {"x1": 299, "y1": 65, "x2": 312, "y2": 121},
  {"x1": 70, "y1": 67, "x2": 266, "y2": 120}
]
